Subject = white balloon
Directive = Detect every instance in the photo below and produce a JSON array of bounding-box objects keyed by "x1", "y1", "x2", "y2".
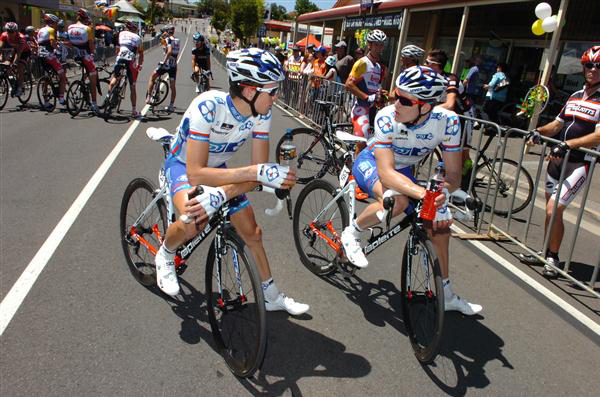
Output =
[
  {"x1": 542, "y1": 15, "x2": 558, "y2": 33},
  {"x1": 535, "y1": 2, "x2": 552, "y2": 19}
]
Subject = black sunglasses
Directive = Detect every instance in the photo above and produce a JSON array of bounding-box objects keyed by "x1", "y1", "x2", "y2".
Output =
[
  {"x1": 583, "y1": 62, "x2": 600, "y2": 70},
  {"x1": 394, "y1": 90, "x2": 428, "y2": 107}
]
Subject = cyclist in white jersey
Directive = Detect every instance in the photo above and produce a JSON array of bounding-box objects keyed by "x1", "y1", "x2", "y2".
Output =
[
  {"x1": 147, "y1": 25, "x2": 178, "y2": 112},
  {"x1": 342, "y1": 66, "x2": 482, "y2": 316},
  {"x1": 154, "y1": 48, "x2": 309, "y2": 315},
  {"x1": 107, "y1": 21, "x2": 143, "y2": 118}
]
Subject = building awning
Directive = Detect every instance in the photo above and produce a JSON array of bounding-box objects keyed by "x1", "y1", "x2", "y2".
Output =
[{"x1": 297, "y1": 0, "x2": 526, "y2": 22}]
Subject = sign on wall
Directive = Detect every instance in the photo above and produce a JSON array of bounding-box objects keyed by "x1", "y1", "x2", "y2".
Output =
[{"x1": 344, "y1": 13, "x2": 403, "y2": 31}]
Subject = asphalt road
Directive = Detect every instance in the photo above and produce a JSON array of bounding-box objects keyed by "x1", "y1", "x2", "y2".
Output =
[{"x1": 1, "y1": 19, "x2": 599, "y2": 396}]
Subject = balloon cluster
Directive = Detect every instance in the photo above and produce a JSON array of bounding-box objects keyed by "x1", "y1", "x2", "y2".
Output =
[
  {"x1": 531, "y1": 2, "x2": 559, "y2": 36},
  {"x1": 354, "y1": 29, "x2": 371, "y2": 50}
]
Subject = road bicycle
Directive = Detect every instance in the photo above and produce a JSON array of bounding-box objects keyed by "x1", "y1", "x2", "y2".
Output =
[
  {"x1": 146, "y1": 63, "x2": 170, "y2": 111},
  {"x1": 0, "y1": 62, "x2": 33, "y2": 110},
  {"x1": 66, "y1": 57, "x2": 111, "y2": 117},
  {"x1": 415, "y1": 126, "x2": 534, "y2": 217},
  {"x1": 36, "y1": 62, "x2": 65, "y2": 112},
  {"x1": 292, "y1": 131, "x2": 444, "y2": 364},
  {"x1": 192, "y1": 69, "x2": 212, "y2": 94},
  {"x1": 102, "y1": 62, "x2": 130, "y2": 121},
  {"x1": 120, "y1": 127, "x2": 286, "y2": 378},
  {"x1": 275, "y1": 100, "x2": 354, "y2": 184}
]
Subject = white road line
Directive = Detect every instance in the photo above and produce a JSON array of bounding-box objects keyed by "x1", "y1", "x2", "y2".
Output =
[
  {"x1": 0, "y1": 30, "x2": 190, "y2": 337},
  {"x1": 451, "y1": 223, "x2": 600, "y2": 337},
  {"x1": 274, "y1": 101, "x2": 600, "y2": 338}
]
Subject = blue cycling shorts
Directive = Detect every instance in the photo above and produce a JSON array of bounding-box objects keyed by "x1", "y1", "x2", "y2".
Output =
[{"x1": 164, "y1": 156, "x2": 250, "y2": 216}]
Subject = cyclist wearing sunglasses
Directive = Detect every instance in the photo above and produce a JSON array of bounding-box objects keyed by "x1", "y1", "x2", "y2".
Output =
[
  {"x1": 521, "y1": 45, "x2": 600, "y2": 276},
  {"x1": 191, "y1": 32, "x2": 211, "y2": 93},
  {"x1": 154, "y1": 48, "x2": 309, "y2": 315},
  {"x1": 342, "y1": 65, "x2": 482, "y2": 316}
]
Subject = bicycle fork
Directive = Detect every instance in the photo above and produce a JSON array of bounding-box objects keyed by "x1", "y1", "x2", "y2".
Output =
[
  {"x1": 214, "y1": 230, "x2": 247, "y2": 312},
  {"x1": 405, "y1": 232, "x2": 433, "y2": 300}
]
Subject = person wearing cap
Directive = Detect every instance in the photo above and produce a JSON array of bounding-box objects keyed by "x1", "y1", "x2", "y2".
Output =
[
  {"x1": 274, "y1": 46, "x2": 286, "y2": 65},
  {"x1": 301, "y1": 43, "x2": 315, "y2": 74},
  {"x1": 284, "y1": 45, "x2": 303, "y2": 77},
  {"x1": 333, "y1": 40, "x2": 354, "y2": 83},
  {"x1": 310, "y1": 46, "x2": 327, "y2": 92}
]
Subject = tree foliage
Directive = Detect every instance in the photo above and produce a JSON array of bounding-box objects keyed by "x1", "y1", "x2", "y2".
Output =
[
  {"x1": 211, "y1": 0, "x2": 231, "y2": 34},
  {"x1": 270, "y1": 3, "x2": 289, "y2": 21},
  {"x1": 294, "y1": 0, "x2": 319, "y2": 17},
  {"x1": 230, "y1": 0, "x2": 264, "y2": 46},
  {"x1": 197, "y1": 0, "x2": 215, "y2": 16}
]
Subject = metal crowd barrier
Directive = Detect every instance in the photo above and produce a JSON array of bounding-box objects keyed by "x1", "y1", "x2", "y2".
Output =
[{"x1": 451, "y1": 116, "x2": 599, "y2": 297}]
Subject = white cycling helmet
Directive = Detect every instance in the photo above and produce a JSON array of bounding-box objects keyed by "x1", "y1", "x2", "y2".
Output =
[
  {"x1": 401, "y1": 44, "x2": 425, "y2": 60},
  {"x1": 366, "y1": 29, "x2": 387, "y2": 43},
  {"x1": 226, "y1": 48, "x2": 285, "y2": 85},
  {"x1": 325, "y1": 55, "x2": 336, "y2": 67},
  {"x1": 395, "y1": 66, "x2": 447, "y2": 102}
]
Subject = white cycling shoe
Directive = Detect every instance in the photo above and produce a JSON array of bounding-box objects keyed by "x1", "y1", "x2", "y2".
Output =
[
  {"x1": 155, "y1": 247, "x2": 180, "y2": 296},
  {"x1": 265, "y1": 293, "x2": 309, "y2": 316},
  {"x1": 444, "y1": 293, "x2": 482, "y2": 316},
  {"x1": 341, "y1": 226, "x2": 368, "y2": 268}
]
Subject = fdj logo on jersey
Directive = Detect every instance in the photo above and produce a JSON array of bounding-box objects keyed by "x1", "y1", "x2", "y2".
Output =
[
  {"x1": 198, "y1": 100, "x2": 216, "y2": 123},
  {"x1": 377, "y1": 115, "x2": 394, "y2": 133},
  {"x1": 239, "y1": 120, "x2": 254, "y2": 132}
]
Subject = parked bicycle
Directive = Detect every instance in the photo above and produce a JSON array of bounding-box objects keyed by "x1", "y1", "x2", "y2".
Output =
[
  {"x1": 292, "y1": 130, "x2": 444, "y2": 364},
  {"x1": 0, "y1": 62, "x2": 33, "y2": 110},
  {"x1": 120, "y1": 127, "x2": 288, "y2": 378}
]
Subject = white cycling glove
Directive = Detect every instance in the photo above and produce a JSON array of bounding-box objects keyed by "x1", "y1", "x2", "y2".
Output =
[
  {"x1": 181, "y1": 186, "x2": 227, "y2": 223},
  {"x1": 434, "y1": 188, "x2": 452, "y2": 223},
  {"x1": 256, "y1": 163, "x2": 290, "y2": 189}
]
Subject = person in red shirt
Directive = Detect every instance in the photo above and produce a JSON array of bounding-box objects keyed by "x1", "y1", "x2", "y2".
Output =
[{"x1": 0, "y1": 22, "x2": 32, "y2": 96}]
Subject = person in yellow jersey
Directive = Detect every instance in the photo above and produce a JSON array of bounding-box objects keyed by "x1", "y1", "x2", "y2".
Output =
[
  {"x1": 67, "y1": 9, "x2": 99, "y2": 113},
  {"x1": 37, "y1": 14, "x2": 66, "y2": 108}
]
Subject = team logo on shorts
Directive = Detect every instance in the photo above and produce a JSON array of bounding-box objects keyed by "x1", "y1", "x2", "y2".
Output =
[
  {"x1": 198, "y1": 100, "x2": 216, "y2": 123},
  {"x1": 266, "y1": 165, "x2": 279, "y2": 182},
  {"x1": 377, "y1": 115, "x2": 393, "y2": 134}
]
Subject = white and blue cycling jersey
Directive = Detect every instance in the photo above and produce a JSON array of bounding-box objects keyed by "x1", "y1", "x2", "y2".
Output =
[
  {"x1": 366, "y1": 104, "x2": 462, "y2": 169},
  {"x1": 168, "y1": 90, "x2": 271, "y2": 167}
]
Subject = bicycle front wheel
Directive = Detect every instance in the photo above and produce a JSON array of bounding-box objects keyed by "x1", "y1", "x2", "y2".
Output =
[
  {"x1": 120, "y1": 178, "x2": 168, "y2": 286},
  {"x1": 401, "y1": 231, "x2": 444, "y2": 364},
  {"x1": 275, "y1": 128, "x2": 330, "y2": 184},
  {"x1": 472, "y1": 158, "x2": 534, "y2": 216},
  {"x1": 205, "y1": 228, "x2": 267, "y2": 378},
  {"x1": 0, "y1": 76, "x2": 8, "y2": 110},
  {"x1": 293, "y1": 179, "x2": 349, "y2": 276},
  {"x1": 18, "y1": 66, "x2": 33, "y2": 104},
  {"x1": 37, "y1": 75, "x2": 56, "y2": 111},
  {"x1": 66, "y1": 80, "x2": 85, "y2": 117},
  {"x1": 149, "y1": 79, "x2": 169, "y2": 106}
]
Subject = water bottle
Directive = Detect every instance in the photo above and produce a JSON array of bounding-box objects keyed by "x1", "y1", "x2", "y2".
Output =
[
  {"x1": 420, "y1": 162, "x2": 446, "y2": 221},
  {"x1": 279, "y1": 130, "x2": 296, "y2": 172}
]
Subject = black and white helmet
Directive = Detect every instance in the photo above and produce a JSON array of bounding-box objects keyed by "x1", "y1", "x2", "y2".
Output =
[
  {"x1": 366, "y1": 29, "x2": 386, "y2": 43},
  {"x1": 226, "y1": 48, "x2": 285, "y2": 85},
  {"x1": 395, "y1": 66, "x2": 447, "y2": 102},
  {"x1": 401, "y1": 44, "x2": 425, "y2": 60}
]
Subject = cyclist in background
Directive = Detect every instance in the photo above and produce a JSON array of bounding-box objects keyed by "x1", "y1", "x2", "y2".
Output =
[
  {"x1": 399, "y1": 44, "x2": 424, "y2": 71},
  {"x1": 341, "y1": 66, "x2": 482, "y2": 315},
  {"x1": 521, "y1": 46, "x2": 600, "y2": 276},
  {"x1": 147, "y1": 25, "x2": 178, "y2": 112},
  {"x1": 191, "y1": 32, "x2": 210, "y2": 93},
  {"x1": 153, "y1": 48, "x2": 309, "y2": 316},
  {"x1": 67, "y1": 9, "x2": 99, "y2": 113},
  {"x1": 24, "y1": 26, "x2": 38, "y2": 55},
  {"x1": 107, "y1": 21, "x2": 143, "y2": 119},
  {"x1": 37, "y1": 14, "x2": 66, "y2": 107},
  {"x1": 0, "y1": 22, "x2": 32, "y2": 97}
]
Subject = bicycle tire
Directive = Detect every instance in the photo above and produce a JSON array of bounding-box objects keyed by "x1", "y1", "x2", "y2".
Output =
[
  {"x1": 120, "y1": 177, "x2": 168, "y2": 286},
  {"x1": 149, "y1": 79, "x2": 169, "y2": 106},
  {"x1": 400, "y1": 232, "x2": 444, "y2": 364},
  {"x1": 293, "y1": 179, "x2": 349, "y2": 276},
  {"x1": 205, "y1": 227, "x2": 267, "y2": 378},
  {"x1": 66, "y1": 80, "x2": 85, "y2": 117},
  {"x1": 36, "y1": 75, "x2": 56, "y2": 111},
  {"x1": 0, "y1": 76, "x2": 8, "y2": 110},
  {"x1": 103, "y1": 84, "x2": 118, "y2": 121},
  {"x1": 17, "y1": 65, "x2": 33, "y2": 104},
  {"x1": 471, "y1": 158, "x2": 534, "y2": 216},
  {"x1": 275, "y1": 128, "x2": 331, "y2": 185}
]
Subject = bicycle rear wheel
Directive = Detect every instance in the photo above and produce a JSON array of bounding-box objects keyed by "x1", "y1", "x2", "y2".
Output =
[
  {"x1": 401, "y1": 231, "x2": 444, "y2": 364},
  {"x1": 471, "y1": 158, "x2": 534, "y2": 216},
  {"x1": 37, "y1": 75, "x2": 56, "y2": 111},
  {"x1": 293, "y1": 179, "x2": 349, "y2": 276},
  {"x1": 0, "y1": 76, "x2": 8, "y2": 110},
  {"x1": 120, "y1": 178, "x2": 167, "y2": 286},
  {"x1": 66, "y1": 80, "x2": 86, "y2": 117},
  {"x1": 205, "y1": 228, "x2": 267, "y2": 378},
  {"x1": 149, "y1": 79, "x2": 169, "y2": 106},
  {"x1": 275, "y1": 128, "x2": 330, "y2": 184}
]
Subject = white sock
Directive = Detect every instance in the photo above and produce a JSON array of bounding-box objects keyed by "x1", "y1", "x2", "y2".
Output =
[
  {"x1": 262, "y1": 278, "x2": 280, "y2": 302},
  {"x1": 161, "y1": 243, "x2": 176, "y2": 256},
  {"x1": 351, "y1": 219, "x2": 363, "y2": 235}
]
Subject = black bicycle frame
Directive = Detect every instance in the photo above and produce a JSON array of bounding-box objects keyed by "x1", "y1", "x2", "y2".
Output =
[{"x1": 177, "y1": 204, "x2": 231, "y2": 261}]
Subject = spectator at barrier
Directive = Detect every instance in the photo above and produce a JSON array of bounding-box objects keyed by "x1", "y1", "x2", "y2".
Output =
[
  {"x1": 333, "y1": 40, "x2": 354, "y2": 83},
  {"x1": 274, "y1": 46, "x2": 286, "y2": 65},
  {"x1": 483, "y1": 62, "x2": 509, "y2": 123},
  {"x1": 301, "y1": 43, "x2": 315, "y2": 74},
  {"x1": 520, "y1": 46, "x2": 600, "y2": 277},
  {"x1": 324, "y1": 55, "x2": 340, "y2": 82},
  {"x1": 310, "y1": 46, "x2": 327, "y2": 93},
  {"x1": 463, "y1": 56, "x2": 484, "y2": 105},
  {"x1": 283, "y1": 45, "x2": 303, "y2": 78}
]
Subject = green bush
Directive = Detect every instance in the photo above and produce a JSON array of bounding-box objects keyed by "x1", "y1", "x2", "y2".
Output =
[{"x1": 210, "y1": 36, "x2": 218, "y2": 45}]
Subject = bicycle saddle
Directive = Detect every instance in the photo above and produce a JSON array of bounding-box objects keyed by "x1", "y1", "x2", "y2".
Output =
[
  {"x1": 315, "y1": 100, "x2": 336, "y2": 108},
  {"x1": 335, "y1": 130, "x2": 366, "y2": 143},
  {"x1": 146, "y1": 127, "x2": 174, "y2": 143}
]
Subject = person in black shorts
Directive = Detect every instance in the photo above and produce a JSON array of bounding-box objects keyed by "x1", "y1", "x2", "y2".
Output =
[
  {"x1": 191, "y1": 32, "x2": 210, "y2": 93},
  {"x1": 521, "y1": 46, "x2": 600, "y2": 276}
]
